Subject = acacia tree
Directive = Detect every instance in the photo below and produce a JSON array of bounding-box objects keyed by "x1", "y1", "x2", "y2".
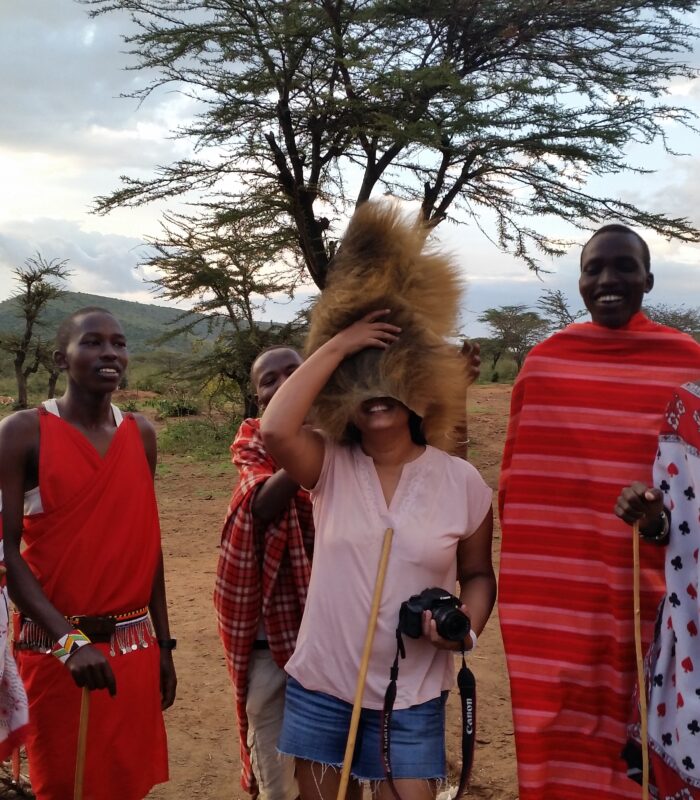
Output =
[
  {"x1": 85, "y1": 0, "x2": 700, "y2": 287},
  {"x1": 147, "y1": 212, "x2": 306, "y2": 415},
  {"x1": 37, "y1": 346, "x2": 62, "y2": 400},
  {"x1": 478, "y1": 304, "x2": 549, "y2": 372},
  {"x1": 645, "y1": 303, "x2": 700, "y2": 336},
  {"x1": 473, "y1": 336, "x2": 505, "y2": 372},
  {"x1": 0, "y1": 254, "x2": 70, "y2": 408},
  {"x1": 537, "y1": 288, "x2": 587, "y2": 331}
]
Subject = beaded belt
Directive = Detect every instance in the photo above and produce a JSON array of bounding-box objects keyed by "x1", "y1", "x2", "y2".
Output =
[{"x1": 15, "y1": 607, "x2": 155, "y2": 657}]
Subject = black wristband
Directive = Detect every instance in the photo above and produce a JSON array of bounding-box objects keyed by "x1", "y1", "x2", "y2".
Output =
[
  {"x1": 640, "y1": 508, "x2": 670, "y2": 543},
  {"x1": 157, "y1": 638, "x2": 177, "y2": 650}
]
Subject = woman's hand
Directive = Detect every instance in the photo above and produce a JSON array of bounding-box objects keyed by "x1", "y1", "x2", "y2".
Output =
[
  {"x1": 66, "y1": 644, "x2": 117, "y2": 695},
  {"x1": 614, "y1": 482, "x2": 664, "y2": 527},
  {"x1": 421, "y1": 606, "x2": 473, "y2": 652},
  {"x1": 329, "y1": 310, "x2": 401, "y2": 359}
]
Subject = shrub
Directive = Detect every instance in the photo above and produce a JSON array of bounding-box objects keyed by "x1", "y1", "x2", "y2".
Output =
[
  {"x1": 144, "y1": 392, "x2": 200, "y2": 418},
  {"x1": 158, "y1": 417, "x2": 241, "y2": 460}
]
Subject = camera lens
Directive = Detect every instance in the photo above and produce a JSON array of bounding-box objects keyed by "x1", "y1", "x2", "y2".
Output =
[{"x1": 433, "y1": 607, "x2": 470, "y2": 642}]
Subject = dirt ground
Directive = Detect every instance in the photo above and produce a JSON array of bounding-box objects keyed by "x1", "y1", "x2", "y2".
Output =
[
  {"x1": 1, "y1": 383, "x2": 517, "y2": 799},
  {"x1": 143, "y1": 382, "x2": 518, "y2": 800}
]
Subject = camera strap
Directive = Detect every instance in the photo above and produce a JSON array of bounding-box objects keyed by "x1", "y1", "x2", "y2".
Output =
[
  {"x1": 380, "y1": 631, "x2": 406, "y2": 800},
  {"x1": 455, "y1": 651, "x2": 476, "y2": 799},
  {"x1": 380, "y1": 631, "x2": 476, "y2": 800}
]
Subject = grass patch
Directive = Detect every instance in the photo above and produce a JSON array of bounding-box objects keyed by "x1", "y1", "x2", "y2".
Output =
[
  {"x1": 157, "y1": 417, "x2": 240, "y2": 460},
  {"x1": 144, "y1": 394, "x2": 201, "y2": 418}
]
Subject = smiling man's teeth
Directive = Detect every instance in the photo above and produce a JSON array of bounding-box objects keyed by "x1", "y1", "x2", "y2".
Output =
[
  {"x1": 99, "y1": 368, "x2": 118, "y2": 375},
  {"x1": 368, "y1": 403, "x2": 389, "y2": 413},
  {"x1": 598, "y1": 295, "x2": 623, "y2": 303}
]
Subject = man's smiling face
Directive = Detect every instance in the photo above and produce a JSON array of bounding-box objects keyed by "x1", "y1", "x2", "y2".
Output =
[{"x1": 579, "y1": 231, "x2": 653, "y2": 328}]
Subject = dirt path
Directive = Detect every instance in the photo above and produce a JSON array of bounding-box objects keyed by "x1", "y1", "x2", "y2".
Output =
[{"x1": 146, "y1": 383, "x2": 517, "y2": 799}]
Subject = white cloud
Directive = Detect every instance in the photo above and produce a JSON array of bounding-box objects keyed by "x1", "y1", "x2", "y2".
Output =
[
  {"x1": 0, "y1": 0, "x2": 698, "y2": 343},
  {"x1": 0, "y1": 219, "x2": 150, "y2": 297}
]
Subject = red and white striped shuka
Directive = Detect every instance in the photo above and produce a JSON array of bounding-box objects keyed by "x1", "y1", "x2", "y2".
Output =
[{"x1": 499, "y1": 312, "x2": 700, "y2": 800}]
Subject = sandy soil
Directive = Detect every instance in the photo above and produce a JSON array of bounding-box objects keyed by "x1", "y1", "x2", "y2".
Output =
[{"x1": 1, "y1": 383, "x2": 518, "y2": 799}]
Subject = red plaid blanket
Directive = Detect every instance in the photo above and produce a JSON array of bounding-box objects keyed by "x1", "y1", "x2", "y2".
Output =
[{"x1": 214, "y1": 417, "x2": 313, "y2": 794}]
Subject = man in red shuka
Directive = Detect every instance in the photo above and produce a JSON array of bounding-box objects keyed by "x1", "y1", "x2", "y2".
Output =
[
  {"x1": 499, "y1": 225, "x2": 700, "y2": 800},
  {"x1": 0, "y1": 307, "x2": 176, "y2": 800}
]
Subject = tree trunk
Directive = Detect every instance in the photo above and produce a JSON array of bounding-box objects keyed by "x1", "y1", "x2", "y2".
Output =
[
  {"x1": 46, "y1": 370, "x2": 60, "y2": 399},
  {"x1": 14, "y1": 363, "x2": 28, "y2": 409},
  {"x1": 244, "y1": 393, "x2": 258, "y2": 419}
]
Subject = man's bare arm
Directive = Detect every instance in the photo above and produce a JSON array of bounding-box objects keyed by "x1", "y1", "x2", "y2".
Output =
[{"x1": 0, "y1": 411, "x2": 117, "y2": 694}]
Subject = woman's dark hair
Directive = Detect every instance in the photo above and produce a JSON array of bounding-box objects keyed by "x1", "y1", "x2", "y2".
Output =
[{"x1": 343, "y1": 409, "x2": 427, "y2": 446}]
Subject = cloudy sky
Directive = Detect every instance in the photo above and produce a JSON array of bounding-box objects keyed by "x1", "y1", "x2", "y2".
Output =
[{"x1": 1, "y1": 2, "x2": 699, "y2": 337}]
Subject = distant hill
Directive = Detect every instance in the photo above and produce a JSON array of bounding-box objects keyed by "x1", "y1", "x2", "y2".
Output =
[{"x1": 0, "y1": 291, "x2": 221, "y2": 354}]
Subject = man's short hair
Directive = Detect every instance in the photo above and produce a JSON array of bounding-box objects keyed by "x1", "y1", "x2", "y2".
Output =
[
  {"x1": 249, "y1": 344, "x2": 302, "y2": 382},
  {"x1": 582, "y1": 224, "x2": 651, "y2": 272},
  {"x1": 55, "y1": 307, "x2": 116, "y2": 351}
]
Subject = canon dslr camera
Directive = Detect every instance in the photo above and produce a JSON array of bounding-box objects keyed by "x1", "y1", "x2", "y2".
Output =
[{"x1": 398, "y1": 587, "x2": 470, "y2": 642}]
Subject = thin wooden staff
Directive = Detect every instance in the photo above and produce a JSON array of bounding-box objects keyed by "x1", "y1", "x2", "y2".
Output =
[
  {"x1": 632, "y1": 521, "x2": 649, "y2": 800},
  {"x1": 337, "y1": 527, "x2": 395, "y2": 800},
  {"x1": 74, "y1": 686, "x2": 90, "y2": 800}
]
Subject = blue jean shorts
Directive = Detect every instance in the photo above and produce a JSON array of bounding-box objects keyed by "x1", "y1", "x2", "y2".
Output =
[{"x1": 278, "y1": 676, "x2": 447, "y2": 781}]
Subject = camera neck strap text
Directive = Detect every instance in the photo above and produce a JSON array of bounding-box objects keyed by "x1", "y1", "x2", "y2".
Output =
[{"x1": 380, "y1": 630, "x2": 476, "y2": 800}]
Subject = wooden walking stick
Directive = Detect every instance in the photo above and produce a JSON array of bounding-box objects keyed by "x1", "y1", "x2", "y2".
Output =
[
  {"x1": 337, "y1": 527, "x2": 395, "y2": 800},
  {"x1": 632, "y1": 521, "x2": 649, "y2": 800},
  {"x1": 74, "y1": 687, "x2": 90, "y2": 800}
]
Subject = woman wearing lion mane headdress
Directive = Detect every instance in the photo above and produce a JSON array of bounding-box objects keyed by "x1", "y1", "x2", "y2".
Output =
[{"x1": 261, "y1": 200, "x2": 496, "y2": 800}]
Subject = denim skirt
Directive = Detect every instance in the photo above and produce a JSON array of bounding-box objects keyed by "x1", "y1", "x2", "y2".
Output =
[{"x1": 278, "y1": 676, "x2": 447, "y2": 781}]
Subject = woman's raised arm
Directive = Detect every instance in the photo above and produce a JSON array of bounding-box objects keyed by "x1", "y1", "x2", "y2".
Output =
[{"x1": 261, "y1": 310, "x2": 400, "y2": 489}]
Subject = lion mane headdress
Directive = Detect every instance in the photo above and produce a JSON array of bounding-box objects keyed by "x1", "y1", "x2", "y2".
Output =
[{"x1": 305, "y1": 200, "x2": 468, "y2": 452}]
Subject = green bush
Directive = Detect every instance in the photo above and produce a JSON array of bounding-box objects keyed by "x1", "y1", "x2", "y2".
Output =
[
  {"x1": 158, "y1": 417, "x2": 240, "y2": 459},
  {"x1": 144, "y1": 394, "x2": 200, "y2": 418}
]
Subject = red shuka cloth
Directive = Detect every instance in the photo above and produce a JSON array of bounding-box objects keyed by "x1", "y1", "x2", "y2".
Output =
[
  {"x1": 499, "y1": 313, "x2": 700, "y2": 800},
  {"x1": 16, "y1": 409, "x2": 168, "y2": 800},
  {"x1": 214, "y1": 418, "x2": 313, "y2": 795}
]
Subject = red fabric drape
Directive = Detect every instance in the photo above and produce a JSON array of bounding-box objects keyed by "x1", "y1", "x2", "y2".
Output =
[
  {"x1": 17, "y1": 409, "x2": 167, "y2": 800},
  {"x1": 214, "y1": 418, "x2": 313, "y2": 794},
  {"x1": 499, "y1": 313, "x2": 700, "y2": 800}
]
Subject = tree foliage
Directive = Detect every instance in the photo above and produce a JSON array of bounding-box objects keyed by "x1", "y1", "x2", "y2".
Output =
[
  {"x1": 85, "y1": 0, "x2": 700, "y2": 287},
  {"x1": 536, "y1": 288, "x2": 587, "y2": 331},
  {"x1": 645, "y1": 302, "x2": 700, "y2": 337},
  {"x1": 478, "y1": 304, "x2": 549, "y2": 372},
  {"x1": 147, "y1": 213, "x2": 306, "y2": 414},
  {"x1": 0, "y1": 254, "x2": 70, "y2": 408}
]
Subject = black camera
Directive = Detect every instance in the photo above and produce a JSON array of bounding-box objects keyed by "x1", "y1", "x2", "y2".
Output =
[{"x1": 398, "y1": 587, "x2": 470, "y2": 642}]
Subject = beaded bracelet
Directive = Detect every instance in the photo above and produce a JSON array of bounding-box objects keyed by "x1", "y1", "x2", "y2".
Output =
[{"x1": 51, "y1": 630, "x2": 91, "y2": 665}]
